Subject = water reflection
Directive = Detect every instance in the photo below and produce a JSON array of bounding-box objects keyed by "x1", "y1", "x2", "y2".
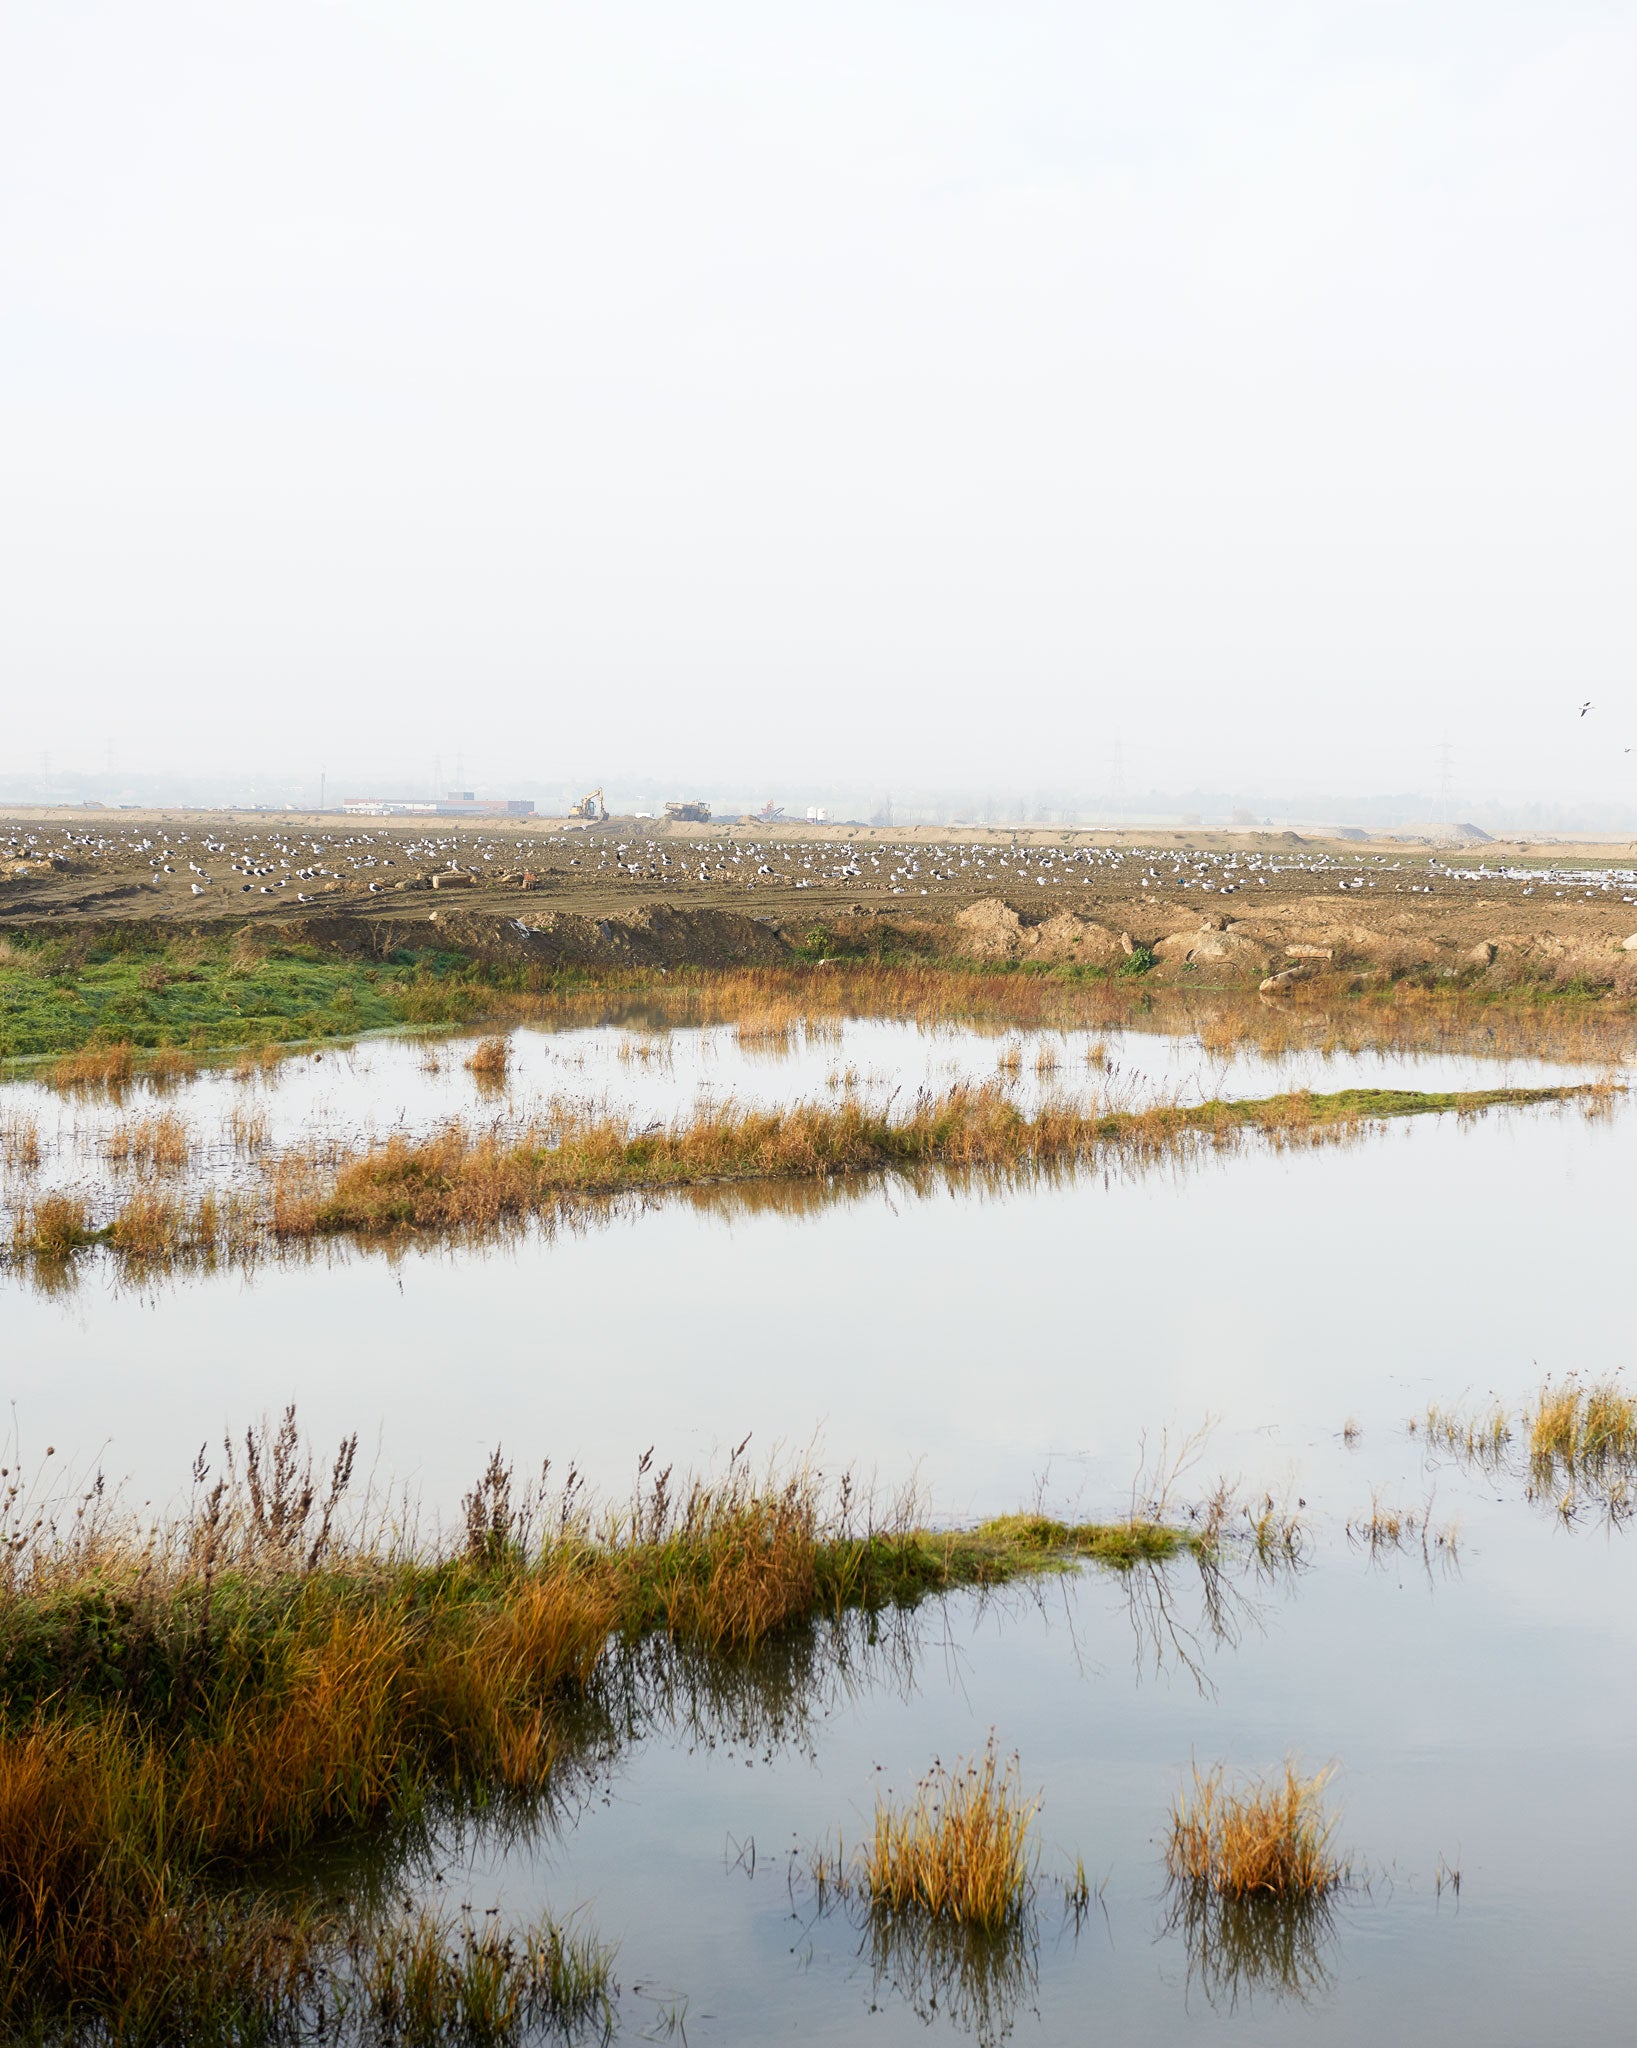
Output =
[
  {"x1": 853, "y1": 1904, "x2": 1042, "y2": 2047},
  {"x1": 1162, "y1": 1879, "x2": 1346, "y2": 2015}
]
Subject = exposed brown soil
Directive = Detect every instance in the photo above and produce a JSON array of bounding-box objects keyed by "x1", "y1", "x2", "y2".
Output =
[{"x1": 4, "y1": 808, "x2": 1637, "y2": 991}]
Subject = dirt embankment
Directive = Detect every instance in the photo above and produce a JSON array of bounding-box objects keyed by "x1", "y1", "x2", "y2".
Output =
[
  {"x1": 254, "y1": 889, "x2": 1637, "y2": 994},
  {"x1": 4, "y1": 810, "x2": 1637, "y2": 992}
]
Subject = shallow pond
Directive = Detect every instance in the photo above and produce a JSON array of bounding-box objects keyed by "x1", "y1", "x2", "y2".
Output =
[{"x1": 2, "y1": 1015, "x2": 1633, "y2": 2042}]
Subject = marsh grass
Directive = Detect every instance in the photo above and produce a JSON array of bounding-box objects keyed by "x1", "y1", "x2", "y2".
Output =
[
  {"x1": 1347, "y1": 1492, "x2": 1415, "y2": 1551},
  {"x1": 0, "y1": 1112, "x2": 41, "y2": 1172},
  {"x1": 465, "y1": 1034, "x2": 512, "y2": 1082},
  {"x1": 1415, "y1": 1378, "x2": 1637, "y2": 1524},
  {"x1": 83, "y1": 1080, "x2": 1584, "y2": 1271},
  {"x1": 342, "y1": 1904, "x2": 616, "y2": 2042},
  {"x1": 1167, "y1": 1761, "x2": 1346, "y2": 1902},
  {"x1": 6, "y1": 930, "x2": 1637, "y2": 1077},
  {"x1": 230, "y1": 1103, "x2": 270, "y2": 1153},
  {"x1": 103, "y1": 1110, "x2": 192, "y2": 1170},
  {"x1": 1527, "y1": 1378, "x2": 1637, "y2": 1473},
  {"x1": 49, "y1": 1041, "x2": 135, "y2": 1090},
  {"x1": 0, "y1": 1415, "x2": 1178, "y2": 2037},
  {"x1": 0, "y1": 1077, "x2": 1595, "y2": 1287},
  {"x1": 973, "y1": 1513, "x2": 1192, "y2": 1570},
  {"x1": 860, "y1": 1737, "x2": 1039, "y2": 1930},
  {"x1": 9, "y1": 1192, "x2": 94, "y2": 1260},
  {"x1": 1418, "y1": 1400, "x2": 1511, "y2": 1465}
]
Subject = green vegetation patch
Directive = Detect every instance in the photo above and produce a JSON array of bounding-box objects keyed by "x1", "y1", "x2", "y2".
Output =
[
  {"x1": 975, "y1": 1513, "x2": 1194, "y2": 1568},
  {"x1": 0, "y1": 930, "x2": 486, "y2": 1061}
]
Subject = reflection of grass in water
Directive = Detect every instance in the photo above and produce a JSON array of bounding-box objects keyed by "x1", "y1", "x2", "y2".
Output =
[
  {"x1": 102, "y1": 1110, "x2": 192, "y2": 1169},
  {"x1": 0, "y1": 1112, "x2": 41, "y2": 1171},
  {"x1": 863, "y1": 1905, "x2": 1039, "y2": 2048},
  {"x1": 1165, "y1": 1876, "x2": 1343, "y2": 2013},
  {"x1": 342, "y1": 1905, "x2": 616, "y2": 2042}
]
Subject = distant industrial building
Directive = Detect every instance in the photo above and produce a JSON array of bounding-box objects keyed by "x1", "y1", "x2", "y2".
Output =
[{"x1": 342, "y1": 792, "x2": 535, "y2": 818}]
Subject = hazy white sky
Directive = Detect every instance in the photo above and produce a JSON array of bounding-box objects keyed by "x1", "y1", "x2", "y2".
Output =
[{"x1": 3, "y1": 1, "x2": 1634, "y2": 802}]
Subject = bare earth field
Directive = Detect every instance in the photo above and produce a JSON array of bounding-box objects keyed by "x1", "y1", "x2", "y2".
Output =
[{"x1": 3, "y1": 807, "x2": 1637, "y2": 990}]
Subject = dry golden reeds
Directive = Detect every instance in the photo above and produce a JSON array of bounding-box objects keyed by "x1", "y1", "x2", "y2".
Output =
[
  {"x1": 0, "y1": 1078, "x2": 1592, "y2": 1278},
  {"x1": 860, "y1": 1736, "x2": 1039, "y2": 1930},
  {"x1": 1167, "y1": 1761, "x2": 1346, "y2": 1901},
  {"x1": 0, "y1": 1409, "x2": 1182, "y2": 2033},
  {"x1": 10, "y1": 1194, "x2": 92, "y2": 1260},
  {"x1": 464, "y1": 1034, "x2": 512, "y2": 1080},
  {"x1": 1528, "y1": 1378, "x2": 1637, "y2": 1472},
  {"x1": 144, "y1": 1046, "x2": 198, "y2": 1086},
  {"x1": 0, "y1": 1114, "x2": 41, "y2": 1172},
  {"x1": 102, "y1": 1112, "x2": 191, "y2": 1171},
  {"x1": 48, "y1": 1042, "x2": 133, "y2": 1090}
]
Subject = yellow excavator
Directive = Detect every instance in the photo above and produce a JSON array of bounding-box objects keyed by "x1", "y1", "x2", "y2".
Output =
[{"x1": 571, "y1": 788, "x2": 607, "y2": 821}]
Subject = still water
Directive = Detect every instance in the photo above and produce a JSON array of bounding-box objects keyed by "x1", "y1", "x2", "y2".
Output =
[{"x1": 2, "y1": 1018, "x2": 1633, "y2": 2042}]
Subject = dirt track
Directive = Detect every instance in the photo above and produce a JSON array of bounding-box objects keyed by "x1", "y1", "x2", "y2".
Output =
[{"x1": 3, "y1": 809, "x2": 1637, "y2": 988}]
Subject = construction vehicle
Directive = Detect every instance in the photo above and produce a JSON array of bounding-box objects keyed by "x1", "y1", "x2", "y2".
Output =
[
  {"x1": 664, "y1": 800, "x2": 712, "y2": 823},
  {"x1": 571, "y1": 789, "x2": 607, "y2": 822},
  {"x1": 752, "y1": 800, "x2": 785, "y2": 824}
]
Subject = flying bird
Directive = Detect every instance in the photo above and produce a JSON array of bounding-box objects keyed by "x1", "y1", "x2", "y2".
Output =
[{"x1": 1580, "y1": 700, "x2": 1594, "y2": 716}]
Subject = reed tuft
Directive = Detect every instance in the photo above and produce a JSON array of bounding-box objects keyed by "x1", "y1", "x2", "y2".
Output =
[
  {"x1": 861, "y1": 1735, "x2": 1038, "y2": 1931},
  {"x1": 1167, "y1": 1760, "x2": 1345, "y2": 1901}
]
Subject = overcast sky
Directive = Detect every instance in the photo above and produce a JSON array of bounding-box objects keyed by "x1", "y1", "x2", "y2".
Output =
[{"x1": 3, "y1": 1, "x2": 1634, "y2": 804}]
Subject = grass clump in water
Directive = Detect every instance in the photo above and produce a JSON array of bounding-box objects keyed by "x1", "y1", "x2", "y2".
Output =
[
  {"x1": 238, "y1": 1080, "x2": 1589, "y2": 1252},
  {"x1": 1527, "y1": 1378, "x2": 1637, "y2": 1474},
  {"x1": 861, "y1": 1736, "x2": 1039, "y2": 1930},
  {"x1": 464, "y1": 1032, "x2": 511, "y2": 1081},
  {"x1": 0, "y1": 1414, "x2": 1183, "y2": 2036},
  {"x1": 1167, "y1": 1760, "x2": 1347, "y2": 1901}
]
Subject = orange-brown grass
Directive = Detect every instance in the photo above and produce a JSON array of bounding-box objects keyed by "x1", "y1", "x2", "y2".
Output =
[
  {"x1": 455, "y1": 960, "x2": 1637, "y2": 1069},
  {"x1": 107, "y1": 1190, "x2": 222, "y2": 1259},
  {"x1": 102, "y1": 1110, "x2": 191, "y2": 1170},
  {"x1": 0, "y1": 1113, "x2": 41, "y2": 1171},
  {"x1": 229, "y1": 1101, "x2": 269, "y2": 1152},
  {"x1": 47, "y1": 1041, "x2": 134, "y2": 1090},
  {"x1": 1346, "y1": 1491, "x2": 1416, "y2": 1553},
  {"x1": 0, "y1": 1416, "x2": 1163, "y2": 2032},
  {"x1": 1167, "y1": 1761, "x2": 1346, "y2": 1901},
  {"x1": 9, "y1": 1192, "x2": 93, "y2": 1259},
  {"x1": 144, "y1": 1045, "x2": 198, "y2": 1086},
  {"x1": 0, "y1": 1081, "x2": 1589, "y2": 1277},
  {"x1": 1527, "y1": 1378, "x2": 1637, "y2": 1473},
  {"x1": 860, "y1": 1736, "x2": 1039, "y2": 1930},
  {"x1": 464, "y1": 1033, "x2": 512, "y2": 1080},
  {"x1": 280, "y1": 1083, "x2": 1577, "y2": 1244},
  {"x1": 1418, "y1": 1398, "x2": 1512, "y2": 1466}
]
